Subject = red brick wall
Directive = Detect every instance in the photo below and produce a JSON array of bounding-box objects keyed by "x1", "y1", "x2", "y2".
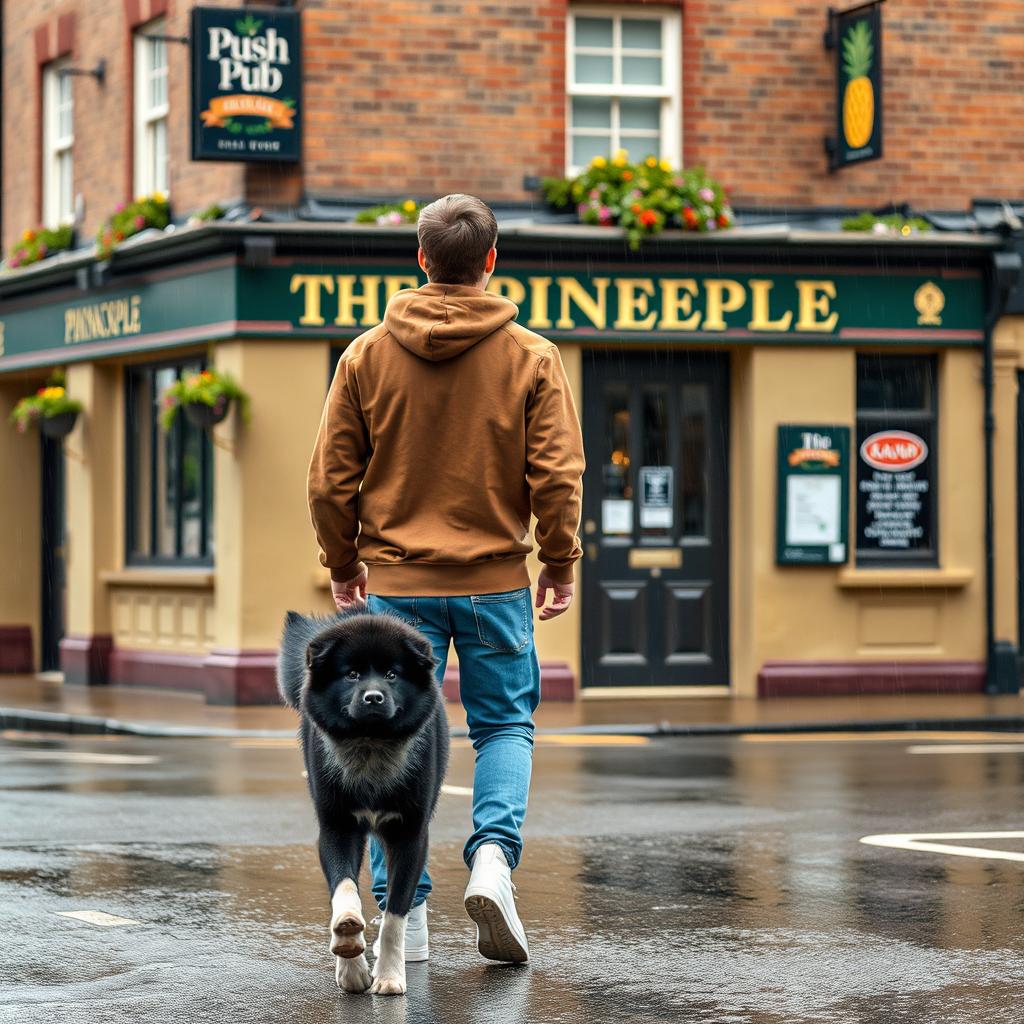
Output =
[
  {"x1": 300, "y1": 0, "x2": 568, "y2": 201},
  {"x1": 682, "y1": 0, "x2": 1024, "y2": 209},
  {"x1": 1, "y1": 0, "x2": 244, "y2": 253},
  {"x1": 3, "y1": 0, "x2": 1023, "y2": 255}
]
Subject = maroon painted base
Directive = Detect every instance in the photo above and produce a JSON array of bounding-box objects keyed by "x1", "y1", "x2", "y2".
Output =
[
  {"x1": 109, "y1": 647, "x2": 279, "y2": 706},
  {"x1": 60, "y1": 634, "x2": 113, "y2": 686},
  {"x1": 758, "y1": 660, "x2": 986, "y2": 698},
  {"x1": 442, "y1": 661, "x2": 576, "y2": 703},
  {"x1": 0, "y1": 625, "x2": 34, "y2": 673}
]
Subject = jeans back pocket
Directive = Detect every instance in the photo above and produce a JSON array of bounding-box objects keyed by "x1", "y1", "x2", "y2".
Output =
[{"x1": 471, "y1": 589, "x2": 532, "y2": 653}]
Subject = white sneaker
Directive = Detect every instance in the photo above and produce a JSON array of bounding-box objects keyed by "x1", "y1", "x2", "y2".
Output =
[
  {"x1": 371, "y1": 901, "x2": 428, "y2": 962},
  {"x1": 463, "y1": 844, "x2": 529, "y2": 963}
]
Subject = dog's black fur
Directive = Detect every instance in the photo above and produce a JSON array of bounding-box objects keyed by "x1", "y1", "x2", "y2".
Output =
[{"x1": 278, "y1": 610, "x2": 449, "y2": 934}]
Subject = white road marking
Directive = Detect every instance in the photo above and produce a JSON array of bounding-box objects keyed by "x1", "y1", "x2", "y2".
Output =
[
  {"x1": 3, "y1": 751, "x2": 158, "y2": 765},
  {"x1": 860, "y1": 831, "x2": 1024, "y2": 862},
  {"x1": 907, "y1": 743, "x2": 1024, "y2": 755},
  {"x1": 440, "y1": 784, "x2": 472, "y2": 796},
  {"x1": 56, "y1": 910, "x2": 141, "y2": 926}
]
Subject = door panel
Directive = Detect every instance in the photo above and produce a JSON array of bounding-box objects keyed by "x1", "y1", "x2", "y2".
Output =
[{"x1": 582, "y1": 351, "x2": 729, "y2": 687}]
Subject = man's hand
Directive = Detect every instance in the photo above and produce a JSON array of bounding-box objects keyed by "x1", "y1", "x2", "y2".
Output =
[
  {"x1": 535, "y1": 570, "x2": 573, "y2": 621},
  {"x1": 331, "y1": 568, "x2": 368, "y2": 611}
]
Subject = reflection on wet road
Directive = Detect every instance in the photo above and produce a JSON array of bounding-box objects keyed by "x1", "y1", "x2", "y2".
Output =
[{"x1": 2, "y1": 730, "x2": 1024, "y2": 1023}]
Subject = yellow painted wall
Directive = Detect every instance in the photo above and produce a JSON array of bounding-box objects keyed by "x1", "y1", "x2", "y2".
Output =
[
  {"x1": 64, "y1": 363, "x2": 120, "y2": 638},
  {"x1": 729, "y1": 345, "x2": 987, "y2": 696},
  {"x1": 992, "y1": 317, "x2": 1024, "y2": 645},
  {"x1": 213, "y1": 338, "x2": 335, "y2": 651},
  {"x1": 0, "y1": 376, "x2": 43, "y2": 665}
]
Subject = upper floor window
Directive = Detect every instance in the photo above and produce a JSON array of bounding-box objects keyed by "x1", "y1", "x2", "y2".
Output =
[
  {"x1": 43, "y1": 59, "x2": 74, "y2": 228},
  {"x1": 566, "y1": 7, "x2": 681, "y2": 174},
  {"x1": 134, "y1": 19, "x2": 169, "y2": 197}
]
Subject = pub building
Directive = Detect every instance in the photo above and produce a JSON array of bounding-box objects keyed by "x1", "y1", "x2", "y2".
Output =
[{"x1": 3, "y1": 1, "x2": 1024, "y2": 705}]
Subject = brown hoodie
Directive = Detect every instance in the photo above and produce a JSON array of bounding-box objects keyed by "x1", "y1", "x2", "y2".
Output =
[{"x1": 307, "y1": 282, "x2": 585, "y2": 596}]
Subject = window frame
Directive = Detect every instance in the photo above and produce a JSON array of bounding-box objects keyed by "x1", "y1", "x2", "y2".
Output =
[
  {"x1": 565, "y1": 5, "x2": 682, "y2": 175},
  {"x1": 42, "y1": 58, "x2": 74, "y2": 228},
  {"x1": 855, "y1": 354, "x2": 939, "y2": 568},
  {"x1": 133, "y1": 17, "x2": 170, "y2": 198},
  {"x1": 125, "y1": 357, "x2": 214, "y2": 568}
]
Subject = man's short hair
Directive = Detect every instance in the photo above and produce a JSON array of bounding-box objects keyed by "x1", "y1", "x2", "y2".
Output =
[{"x1": 417, "y1": 194, "x2": 498, "y2": 286}]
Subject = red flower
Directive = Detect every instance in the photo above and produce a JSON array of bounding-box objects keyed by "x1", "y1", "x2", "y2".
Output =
[
  {"x1": 621, "y1": 170, "x2": 633, "y2": 182},
  {"x1": 639, "y1": 209, "x2": 658, "y2": 228},
  {"x1": 717, "y1": 214, "x2": 730, "y2": 228},
  {"x1": 683, "y1": 207, "x2": 698, "y2": 227}
]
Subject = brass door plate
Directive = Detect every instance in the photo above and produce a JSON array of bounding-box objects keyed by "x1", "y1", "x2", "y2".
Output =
[{"x1": 628, "y1": 547, "x2": 682, "y2": 569}]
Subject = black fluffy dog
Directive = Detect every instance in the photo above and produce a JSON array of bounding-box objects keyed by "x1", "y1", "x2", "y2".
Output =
[{"x1": 278, "y1": 610, "x2": 449, "y2": 996}]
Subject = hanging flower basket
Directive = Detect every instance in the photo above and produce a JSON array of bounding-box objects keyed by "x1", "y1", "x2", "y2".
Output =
[
  {"x1": 96, "y1": 193, "x2": 170, "y2": 259},
  {"x1": 5, "y1": 224, "x2": 74, "y2": 271},
  {"x1": 38, "y1": 410, "x2": 80, "y2": 439},
  {"x1": 183, "y1": 397, "x2": 232, "y2": 430},
  {"x1": 542, "y1": 151, "x2": 733, "y2": 250},
  {"x1": 160, "y1": 368, "x2": 250, "y2": 432},
  {"x1": 9, "y1": 373, "x2": 83, "y2": 436}
]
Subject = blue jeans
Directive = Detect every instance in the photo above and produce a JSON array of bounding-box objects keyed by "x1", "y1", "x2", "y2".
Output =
[{"x1": 365, "y1": 588, "x2": 541, "y2": 911}]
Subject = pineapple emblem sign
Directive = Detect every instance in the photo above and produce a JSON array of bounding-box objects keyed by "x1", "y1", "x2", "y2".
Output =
[{"x1": 827, "y1": 3, "x2": 884, "y2": 169}]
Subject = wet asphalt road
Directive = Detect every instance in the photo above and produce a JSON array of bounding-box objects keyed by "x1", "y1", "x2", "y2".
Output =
[{"x1": 2, "y1": 729, "x2": 1024, "y2": 1024}]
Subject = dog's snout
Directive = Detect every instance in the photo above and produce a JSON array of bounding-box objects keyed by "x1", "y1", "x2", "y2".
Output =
[{"x1": 362, "y1": 689, "x2": 385, "y2": 705}]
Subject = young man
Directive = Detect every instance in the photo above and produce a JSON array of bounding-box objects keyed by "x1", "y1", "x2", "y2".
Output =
[{"x1": 307, "y1": 193, "x2": 585, "y2": 968}]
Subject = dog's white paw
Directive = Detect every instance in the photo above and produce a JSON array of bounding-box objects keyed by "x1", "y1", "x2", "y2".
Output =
[
  {"x1": 369, "y1": 973, "x2": 407, "y2": 996},
  {"x1": 336, "y1": 953, "x2": 372, "y2": 993}
]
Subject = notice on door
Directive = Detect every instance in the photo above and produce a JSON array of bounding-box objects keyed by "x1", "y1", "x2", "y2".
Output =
[
  {"x1": 776, "y1": 425, "x2": 850, "y2": 565},
  {"x1": 639, "y1": 466, "x2": 674, "y2": 529}
]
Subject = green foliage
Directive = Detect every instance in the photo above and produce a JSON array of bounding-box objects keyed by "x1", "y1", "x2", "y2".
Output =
[
  {"x1": 159, "y1": 367, "x2": 250, "y2": 431},
  {"x1": 9, "y1": 370, "x2": 83, "y2": 433},
  {"x1": 841, "y1": 212, "x2": 931, "y2": 235},
  {"x1": 542, "y1": 151, "x2": 733, "y2": 250},
  {"x1": 5, "y1": 225, "x2": 73, "y2": 270},
  {"x1": 355, "y1": 200, "x2": 422, "y2": 225},
  {"x1": 194, "y1": 203, "x2": 226, "y2": 222},
  {"x1": 96, "y1": 193, "x2": 170, "y2": 259},
  {"x1": 842, "y1": 20, "x2": 873, "y2": 79}
]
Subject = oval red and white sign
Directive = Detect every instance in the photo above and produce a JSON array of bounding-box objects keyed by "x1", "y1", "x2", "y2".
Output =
[{"x1": 860, "y1": 430, "x2": 928, "y2": 472}]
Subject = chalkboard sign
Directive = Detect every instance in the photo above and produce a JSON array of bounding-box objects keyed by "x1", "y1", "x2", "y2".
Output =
[
  {"x1": 191, "y1": 5, "x2": 302, "y2": 163},
  {"x1": 776, "y1": 425, "x2": 850, "y2": 566},
  {"x1": 856, "y1": 425, "x2": 935, "y2": 562}
]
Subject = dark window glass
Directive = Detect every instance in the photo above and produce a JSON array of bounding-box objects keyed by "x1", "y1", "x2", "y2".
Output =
[
  {"x1": 855, "y1": 355, "x2": 937, "y2": 566},
  {"x1": 126, "y1": 359, "x2": 213, "y2": 565}
]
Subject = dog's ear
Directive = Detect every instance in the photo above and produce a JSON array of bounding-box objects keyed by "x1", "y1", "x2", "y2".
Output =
[
  {"x1": 402, "y1": 631, "x2": 436, "y2": 674},
  {"x1": 306, "y1": 636, "x2": 333, "y2": 670}
]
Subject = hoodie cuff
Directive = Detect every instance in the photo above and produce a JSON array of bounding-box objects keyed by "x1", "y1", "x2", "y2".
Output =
[
  {"x1": 329, "y1": 560, "x2": 367, "y2": 584},
  {"x1": 540, "y1": 561, "x2": 575, "y2": 586}
]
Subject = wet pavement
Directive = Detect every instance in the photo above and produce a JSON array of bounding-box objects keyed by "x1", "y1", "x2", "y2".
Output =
[
  {"x1": 5, "y1": 674, "x2": 1024, "y2": 736},
  {"x1": 3, "y1": 729, "x2": 1024, "y2": 1023}
]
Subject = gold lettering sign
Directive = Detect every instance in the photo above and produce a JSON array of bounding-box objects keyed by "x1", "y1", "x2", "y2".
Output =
[
  {"x1": 64, "y1": 295, "x2": 142, "y2": 344},
  {"x1": 287, "y1": 273, "x2": 845, "y2": 336}
]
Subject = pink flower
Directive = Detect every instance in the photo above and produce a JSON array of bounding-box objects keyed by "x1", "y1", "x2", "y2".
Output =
[
  {"x1": 134, "y1": 214, "x2": 145, "y2": 229},
  {"x1": 38, "y1": 244, "x2": 47, "y2": 256},
  {"x1": 387, "y1": 211, "x2": 403, "y2": 225},
  {"x1": 699, "y1": 187, "x2": 715, "y2": 202},
  {"x1": 9, "y1": 255, "x2": 20, "y2": 268},
  {"x1": 115, "y1": 202, "x2": 125, "y2": 212},
  {"x1": 589, "y1": 189, "x2": 600, "y2": 199},
  {"x1": 598, "y1": 205, "x2": 613, "y2": 223}
]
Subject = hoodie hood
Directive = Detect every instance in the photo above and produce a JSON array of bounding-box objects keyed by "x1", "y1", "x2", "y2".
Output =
[{"x1": 383, "y1": 283, "x2": 519, "y2": 362}]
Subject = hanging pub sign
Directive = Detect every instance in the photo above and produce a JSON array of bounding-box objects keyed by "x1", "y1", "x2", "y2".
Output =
[
  {"x1": 191, "y1": 5, "x2": 301, "y2": 163},
  {"x1": 825, "y1": 1, "x2": 884, "y2": 170},
  {"x1": 776, "y1": 425, "x2": 850, "y2": 566},
  {"x1": 856, "y1": 425, "x2": 935, "y2": 563}
]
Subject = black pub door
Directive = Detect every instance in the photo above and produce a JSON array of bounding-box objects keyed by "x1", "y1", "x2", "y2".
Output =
[
  {"x1": 40, "y1": 434, "x2": 66, "y2": 672},
  {"x1": 581, "y1": 351, "x2": 729, "y2": 688}
]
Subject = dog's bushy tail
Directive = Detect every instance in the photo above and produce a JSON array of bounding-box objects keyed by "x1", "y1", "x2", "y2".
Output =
[{"x1": 277, "y1": 610, "x2": 345, "y2": 708}]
